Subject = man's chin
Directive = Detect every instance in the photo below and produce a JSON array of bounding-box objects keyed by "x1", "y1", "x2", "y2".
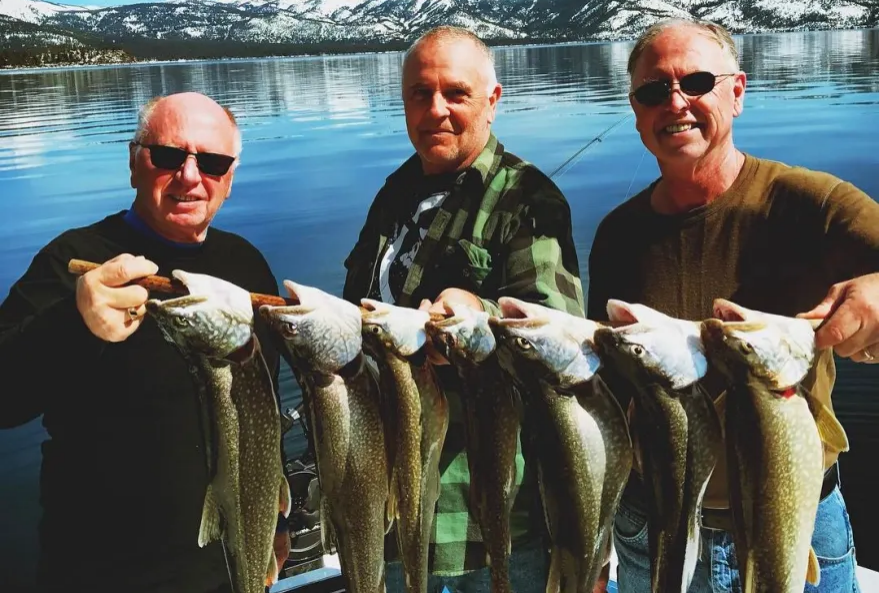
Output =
[{"x1": 418, "y1": 147, "x2": 462, "y2": 174}]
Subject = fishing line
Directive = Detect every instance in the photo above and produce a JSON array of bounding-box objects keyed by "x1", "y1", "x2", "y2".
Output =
[
  {"x1": 623, "y1": 147, "x2": 648, "y2": 201},
  {"x1": 220, "y1": 539, "x2": 235, "y2": 590},
  {"x1": 548, "y1": 112, "x2": 633, "y2": 180}
]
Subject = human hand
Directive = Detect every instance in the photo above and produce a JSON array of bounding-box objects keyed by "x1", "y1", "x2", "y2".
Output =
[
  {"x1": 75, "y1": 253, "x2": 158, "y2": 342},
  {"x1": 797, "y1": 272, "x2": 879, "y2": 363},
  {"x1": 419, "y1": 288, "x2": 484, "y2": 366}
]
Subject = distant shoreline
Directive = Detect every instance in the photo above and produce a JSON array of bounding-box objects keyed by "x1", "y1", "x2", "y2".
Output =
[{"x1": 2, "y1": 25, "x2": 876, "y2": 73}]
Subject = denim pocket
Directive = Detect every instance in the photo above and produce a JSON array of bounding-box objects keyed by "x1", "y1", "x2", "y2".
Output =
[
  {"x1": 805, "y1": 486, "x2": 860, "y2": 593},
  {"x1": 614, "y1": 496, "x2": 649, "y2": 544}
]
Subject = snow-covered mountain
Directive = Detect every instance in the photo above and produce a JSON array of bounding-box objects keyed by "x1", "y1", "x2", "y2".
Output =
[{"x1": 1, "y1": 0, "x2": 877, "y2": 47}]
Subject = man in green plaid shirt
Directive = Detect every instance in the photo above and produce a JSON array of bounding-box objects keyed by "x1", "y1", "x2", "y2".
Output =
[{"x1": 342, "y1": 25, "x2": 586, "y2": 592}]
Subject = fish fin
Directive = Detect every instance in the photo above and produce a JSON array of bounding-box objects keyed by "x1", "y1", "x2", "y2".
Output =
[
  {"x1": 807, "y1": 546, "x2": 821, "y2": 585},
  {"x1": 279, "y1": 474, "x2": 292, "y2": 518},
  {"x1": 266, "y1": 550, "x2": 280, "y2": 587},
  {"x1": 807, "y1": 396, "x2": 850, "y2": 453},
  {"x1": 197, "y1": 483, "x2": 223, "y2": 547},
  {"x1": 320, "y1": 496, "x2": 338, "y2": 554}
]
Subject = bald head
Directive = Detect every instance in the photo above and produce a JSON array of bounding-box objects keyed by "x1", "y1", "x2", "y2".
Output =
[
  {"x1": 403, "y1": 26, "x2": 497, "y2": 95},
  {"x1": 133, "y1": 92, "x2": 242, "y2": 157}
]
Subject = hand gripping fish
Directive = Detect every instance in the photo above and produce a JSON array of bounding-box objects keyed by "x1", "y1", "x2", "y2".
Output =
[
  {"x1": 361, "y1": 299, "x2": 449, "y2": 593},
  {"x1": 701, "y1": 299, "x2": 850, "y2": 593},
  {"x1": 490, "y1": 297, "x2": 631, "y2": 593},
  {"x1": 146, "y1": 270, "x2": 291, "y2": 593},
  {"x1": 424, "y1": 303, "x2": 521, "y2": 593},
  {"x1": 260, "y1": 283, "x2": 392, "y2": 593},
  {"x1": 592, "y1": 300, "x2": 721, "y2": 593}
]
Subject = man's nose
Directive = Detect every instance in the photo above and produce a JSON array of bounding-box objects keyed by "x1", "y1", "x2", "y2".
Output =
[
  {"x1": 667, "y1": 85, "x2": 690, "y2": 111},
  {"x1": 429, "y1": 93, "x2": 450, "y2": 117},
  {"x1": 177, "y1": 155, "x2": 202, "y2": 184}
]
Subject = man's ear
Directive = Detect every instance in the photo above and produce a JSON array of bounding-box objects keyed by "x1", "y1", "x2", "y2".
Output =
[
  {"x1": 128, "y1": 142, "x2": 138, "y2": 189},
  {"x1": 487, "y1": 83, "x2": 502, "y2": 124},
  {"x1": 732, "y1": 71, "x2": 747, "y2": 118}
]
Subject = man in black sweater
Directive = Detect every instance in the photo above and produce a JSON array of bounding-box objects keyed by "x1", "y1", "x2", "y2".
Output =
[{"x1": 0, "y1": 92, "x2": 288, "y2": 593}]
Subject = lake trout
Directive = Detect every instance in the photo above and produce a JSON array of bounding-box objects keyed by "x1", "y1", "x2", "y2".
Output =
[
  {"x1": 146, "y1": 270, "x2": 254, "y2": 593},
  {"x1": 701, "y1": 298, "x2": 850, "y2": 593},
  {"x1": 490, "y1": 297, "x2": 631, "y2": 593},
  {"x1": 592, "y1": 300, "x2": 720, "y2": 593},
  {"x1": 425, "y1": 303, "x2": 521, "y2": 593},
  {"x1": 260, "y1": 282, "x2": 392, "y2": 593},
  {"x1": 361, "y1": 299, "x2": 449, "y2": 593}
]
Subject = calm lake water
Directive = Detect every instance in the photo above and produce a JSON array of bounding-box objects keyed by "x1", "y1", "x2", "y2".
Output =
[{"x1": 1, "y1": 28, "x2": 878, "y2": 589}]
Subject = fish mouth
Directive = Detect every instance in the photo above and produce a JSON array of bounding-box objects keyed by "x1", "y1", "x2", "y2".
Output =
[
  {"x1": 491, "y1": 297, "x2": 546, "y2": 329},
  {"x1": 145, "y1": 294, "x2": 208, "y2": 314},
  {"x1": 605, "y1": 299, "x2": 641, "y2": 326}
]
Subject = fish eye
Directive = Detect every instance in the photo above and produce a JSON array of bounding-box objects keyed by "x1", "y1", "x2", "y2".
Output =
[
  {"x1": 632, "y1": 345, "x2": 645, "y2": 357},
  {"x1": 174, "y1": 316, "x2": 191, "y2": 327},
  {"x1": 738, "y1": 342, "x2": 754, "y2": 355},
  {"x1": 368, "y1": 325, "x2": 382, "y2": 335},
  {"x1": 515, "y1": 336, "x2": 532, "y2": 350},
  {"x1": 282, "y1": 322, "x2": 298, "y2": 337}
]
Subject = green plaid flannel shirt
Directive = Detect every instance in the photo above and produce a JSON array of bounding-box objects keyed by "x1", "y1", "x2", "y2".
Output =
[{"x1": 343, "y1": 134, "x2": 585, "y2": 576}]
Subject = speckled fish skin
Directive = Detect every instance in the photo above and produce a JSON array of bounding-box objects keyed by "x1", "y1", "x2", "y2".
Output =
[
  {"x1": 425, "y1": 304, "x2": 520, "y2": 593},
  {"x1": 489, "y1": 297, "x2": 631, "y2": 593},
  {"x1": 592, "y1": 300, "x2": 720, "y2": 593},
  {"x1": 260, "y1": 281, "x2": 391, "y2": 593},
  {"x1": 230, "y1": 339, "x2": 291, "y2": 591},
  {"x1": 146, "y1": 269, "x2": 257, "y2": 593},
  {"x1": 361, "y1": 299, "x2": 449, "y2": 593},
  {"x1": 701, "y1": 299, "x2": 850, "y2": 593}
]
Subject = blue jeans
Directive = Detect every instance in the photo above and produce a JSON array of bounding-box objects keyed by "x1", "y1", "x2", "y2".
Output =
[
  {"x1": 384, "y1": 538, "x2": 547, "y2": 593},
  {"x1": 614, "y1": 477, "x2": 860, "y2": 593}
]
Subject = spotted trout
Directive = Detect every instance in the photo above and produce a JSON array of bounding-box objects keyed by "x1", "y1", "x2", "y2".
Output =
[
  {"x1": 147, "y1": 270, "x2": 290, "y2": 593},
  {"x1": 361, "y1": 299, "x2": 449, "y2": 593},
  {"x1": 701, "y1": 299, "x2": 850, "y2": 593},
  {"x1": 592, "y1": 300, "x2": 721, "y2": 593},
  {"x1": 424, "y1": 303, "x2": 521, "y2": 593},
  {"x1": 490, "y1": 297, "x2": 631, "y2": 593},
  {"x1": 260, "y1": 282, "x2": 392, "y2": 593}
]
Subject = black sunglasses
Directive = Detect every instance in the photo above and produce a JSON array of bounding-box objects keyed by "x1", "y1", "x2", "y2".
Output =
[
  {"x1": 133, "y1": 142, "x2": 236, "y2": 176},
  {"x1": 630, "y1": 71, "x2": 737, "y2": 107}
]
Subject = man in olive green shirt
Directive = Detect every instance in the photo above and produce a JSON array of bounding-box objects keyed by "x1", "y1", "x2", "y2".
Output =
[{"x1": 587, "y1": 18, "x2": 879, "y2": 593}]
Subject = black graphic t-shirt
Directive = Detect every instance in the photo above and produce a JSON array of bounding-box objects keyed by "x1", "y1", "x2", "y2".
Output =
[{"x1": 368, "y1": 172, "x2": 459, "y2": 304}]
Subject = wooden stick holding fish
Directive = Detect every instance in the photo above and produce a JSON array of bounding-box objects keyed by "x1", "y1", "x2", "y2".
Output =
[
  {"x1": 69, "y1": 259, "x2": 456, "y2": 323},
  {"x1": 69, "y1": 258, "x2": 290, "y2": 307}
]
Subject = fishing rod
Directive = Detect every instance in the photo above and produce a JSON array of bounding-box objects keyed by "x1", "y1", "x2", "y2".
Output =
[{"x1": 548, "y1": 112, "x2": 633, "y2": 180}]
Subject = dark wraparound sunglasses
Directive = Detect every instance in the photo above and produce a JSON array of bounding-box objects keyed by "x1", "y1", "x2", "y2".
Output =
[
  {"x1": 133, "y1": 142, "x2": 237, "y2": 176},
  {"x1": 630, "y1": 71, "x2": 737, "y2": 107}
]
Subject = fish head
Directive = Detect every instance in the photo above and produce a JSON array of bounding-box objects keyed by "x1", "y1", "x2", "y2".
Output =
[
  {"x1": 145, "y1": 270, "x2": 254, "y2": 359},
  {"x1": 424, "y1": 302, "x2": 496, "y2": 365},
  {"x1": 489, "y1": 296, "x2": 602, "y2": 388},
  {"x1": 259, "y1": 280, "x2": 362, "y2": 374},
  {"x1": 360, "y1": 299, "x2": 429, "y2": 358},
  {"x1": 594, "y1": 299, "x2": 708, "y2": 389},
  {"x1": 701, "y1": 299, "x2": 816, "y2": 390}
]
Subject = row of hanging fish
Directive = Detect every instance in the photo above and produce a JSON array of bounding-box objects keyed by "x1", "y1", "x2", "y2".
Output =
[{"x1": 143, "y1": 267, "x2": 851, "y2": 593}]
